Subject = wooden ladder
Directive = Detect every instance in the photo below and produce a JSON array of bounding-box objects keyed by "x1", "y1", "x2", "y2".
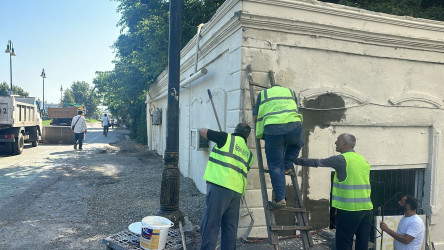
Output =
[{"x1": 246, "y1": 65, "x2": 313, "y2": 250}]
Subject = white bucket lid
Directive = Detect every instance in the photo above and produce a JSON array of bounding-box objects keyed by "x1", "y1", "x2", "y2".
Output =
[{"x1": 141, "y1": 216, "x2": 174, "y2": 230}]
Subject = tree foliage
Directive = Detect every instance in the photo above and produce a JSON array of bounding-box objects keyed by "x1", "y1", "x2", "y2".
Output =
[
  {"x1": 0, "y1": 82, "x2": 29, "y2": 97},
  {"x1": 61, "y1": 81, "x2": 99, "y2": 118},
  {"x1": 94, "y1": 0, "x2": 224, "y2": 144},
  {"x1": 321, "y1": 0, "x2": 444, "y2": 21}
]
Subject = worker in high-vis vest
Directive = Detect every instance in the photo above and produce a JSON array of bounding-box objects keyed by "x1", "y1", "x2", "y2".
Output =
[
  {"x1": 253, "y1": 85, "x2": 303, "y2": 207},
  {"x1": 199, "y1": 123, "x2": 254, "y2": 250},
  {"x1": 294, "y1": 133, "x2": 373, "y2": 250}
]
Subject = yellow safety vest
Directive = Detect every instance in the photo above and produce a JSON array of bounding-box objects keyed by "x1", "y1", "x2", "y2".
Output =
[
  {"x1": 332, "y1": 152, "x2": 373, "y2": 211},
  {"x1": 204, "y1": 134, "x2": 254, "y2": 195},
  {"x1": 255, "y1": 86, "x2": 302, "y2": 139}
]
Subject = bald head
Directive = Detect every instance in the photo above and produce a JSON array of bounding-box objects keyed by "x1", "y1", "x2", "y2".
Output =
[
  {"x1": 342, "y1": 133, "x2": 356, "y2": 148},
  {"x1": 335, "y1": 133, "x2": 356, "y2": 153}
]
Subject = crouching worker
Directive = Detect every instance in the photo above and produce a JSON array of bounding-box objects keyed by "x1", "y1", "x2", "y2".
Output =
[{"x1": 199, "y1": 123, "x2": 254, "y2": 250}]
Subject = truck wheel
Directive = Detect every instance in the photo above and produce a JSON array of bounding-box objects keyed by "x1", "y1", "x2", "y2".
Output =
[{"x1": 13, "y1": 133, "x2": 24, "y2": 155}]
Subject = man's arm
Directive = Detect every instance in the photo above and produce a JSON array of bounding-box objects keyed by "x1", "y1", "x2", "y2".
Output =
[
  {"x1": 82, "y1": 118, "x2": 87, "y2": 133},
  {"x1": 294, "y1": 155, "x2": 347, "y2": 181},
  {"x1": 294, "y1": 155, "x2": 345, "y2": 170},
  {"x1": 252, "y1": 94, "x2": 261, "y2": 123},
  {"x1": 200, "y1": 129, "x2": 208, "y2": 139},
  {"x1": 200, "y1": 129, "x2": 228, "y2": 148},
  {"x1": 380, "y1": 221, "x2": 415, "y2": 245}
]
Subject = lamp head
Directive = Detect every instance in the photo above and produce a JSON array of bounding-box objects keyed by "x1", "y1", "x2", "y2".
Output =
[
  {"x1": 40, "y1": 69, "x2": 46, "y2": 78},
  {"x1": 5, "y1": 44, "x2": 11, "y2": 53}
]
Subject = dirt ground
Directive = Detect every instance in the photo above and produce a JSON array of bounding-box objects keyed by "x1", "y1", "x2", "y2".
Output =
[
  {"x1": 0, "y1": 125, "x2": 332, "y2": 249},
  {"x1": 0, "y1": 126, "x2": 205, "y2": 249}
]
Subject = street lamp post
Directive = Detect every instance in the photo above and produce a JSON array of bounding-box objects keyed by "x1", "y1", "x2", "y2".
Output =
[
  {"x1": 5, "y1": 40, "x2": 16, "y2": 95},
  {"x1": 40, "y1": 69, "x2": 46, "y2": 114},
  {"x1": 141, "y1": 0, "x2": 184, "y2": 225},
  {"x1": 60, "y1": 85, "x2": 63, "y2": 107}
]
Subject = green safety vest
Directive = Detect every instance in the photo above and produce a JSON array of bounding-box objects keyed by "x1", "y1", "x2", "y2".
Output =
[
  {"x1": 255, "y1": 86, "x2": 302, "y2": 139},
  {"x1": 204, "y1": 134, "x2": 254, "y2": 195},
  {"x1": 332, "y1": 152, "x2": 373, "y2": 211}
]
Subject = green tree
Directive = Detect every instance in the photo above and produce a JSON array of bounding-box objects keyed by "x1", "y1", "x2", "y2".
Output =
[
  {"x1": 0, "y1": 82, "x2": 30, "y2": 97},
  {"x1": 65, "y1": 81, "x2": 100, "y2": 118},
  {"x1": 62, "y1": 89, "x2": 75, "y2": 104},
  {"x1": 94, "y1": 0, "x2": 223, "y2": 144}
]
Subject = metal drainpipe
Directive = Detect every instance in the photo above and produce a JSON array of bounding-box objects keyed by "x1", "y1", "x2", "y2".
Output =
[
  {"x1": 188, "y1": 23, "x2": 205, "y2": 177},
  {"x1": 194, "y1": 23, "x2": 205, "y2": 73}
]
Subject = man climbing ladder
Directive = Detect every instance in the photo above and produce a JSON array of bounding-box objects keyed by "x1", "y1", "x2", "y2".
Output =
[{"x1": 247, "y1": 65, "x2": 313, "y2": 249}]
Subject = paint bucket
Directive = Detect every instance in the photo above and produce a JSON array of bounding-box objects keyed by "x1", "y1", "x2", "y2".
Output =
[{"x1": 140, "y1": 216, "x2": 174, "y2": 250}]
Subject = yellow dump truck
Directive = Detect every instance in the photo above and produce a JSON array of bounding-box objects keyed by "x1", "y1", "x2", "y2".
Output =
[
  {"x1": 48, "y1": 106, "x2": 84, "y2": 126},
  {"x1": 0, "y1": 95, "x2": 42, "y2": 155},
  {"x1": 43, "y1": 106, "x2": 84, "y2": 144}
]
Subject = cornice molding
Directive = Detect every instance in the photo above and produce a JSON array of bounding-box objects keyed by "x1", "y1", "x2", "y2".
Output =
[
  {"x1": 239, "y1": 13, "x2": 444, "y2": 53},
  {"x1": 246, "y1": 0, "x2": 444, "y2": 32}
]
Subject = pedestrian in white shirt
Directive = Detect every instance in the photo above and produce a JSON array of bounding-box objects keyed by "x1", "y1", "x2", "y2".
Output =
[
  {"x1": 380, "y1": 195, "x2": 425, "y2": 250},
  {"x1": 102, "y1": 114, "x2": 110, "y2": 136},
  {"x1": 71, "y1": 110, "x2": 87, "y2": 150}
]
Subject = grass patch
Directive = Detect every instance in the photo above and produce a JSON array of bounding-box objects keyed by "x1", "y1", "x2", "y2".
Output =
[
  {"x1": 86, "y1": 119, "x2": 101, "y2": 123},
  {"x1": 42, "y1": 120, "x2": 51, "y2": 126}
]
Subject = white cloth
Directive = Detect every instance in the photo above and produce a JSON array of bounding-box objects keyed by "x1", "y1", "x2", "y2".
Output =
[
  {"x1": 71, "y1": 115, "x2": 87, "y2": 133},
  {"x1": 394, "y1": 214, "x2": 425, "y2": 250},
  {"x1": 102, "y1": 116, "x2": 109, "y2": 126}
]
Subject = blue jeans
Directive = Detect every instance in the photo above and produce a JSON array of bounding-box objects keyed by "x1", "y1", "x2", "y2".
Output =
[
  {"x1": 264, "y1": 123, "x2": 304, "y2": 202},
  {"x1": 74, "y1": 133, "x2": 84, "y2": 149}
]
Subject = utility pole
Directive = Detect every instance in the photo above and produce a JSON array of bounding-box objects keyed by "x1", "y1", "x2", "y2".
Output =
[
  {"x1": 141, "y1": 0, "x2": 184, "y2": 225},
  {"x1": 60, "y1": 85, "x2": 63, "y2": 107},
  {"x1": 40, "y1": 69, "x2": 46, "y2": 114}
]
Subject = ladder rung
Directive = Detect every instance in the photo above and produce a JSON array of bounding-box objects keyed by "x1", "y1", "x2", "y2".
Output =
[
  {"x1": 268, "y1": 206, "x2": 307, "y2": 212},
  {"x1": 270, "y1": 225, "x2": 312, "y2": 231},
  {"x1": 249, "y1": 82, "x2": 267, "y2": 88},
  {"x1": 263, "y1": 169, "x2": 294, "y2": 176}
]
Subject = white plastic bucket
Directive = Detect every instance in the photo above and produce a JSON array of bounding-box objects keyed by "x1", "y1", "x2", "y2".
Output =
[{"x1": 140, "y1": 216, "x2": 174, "y2": 250}]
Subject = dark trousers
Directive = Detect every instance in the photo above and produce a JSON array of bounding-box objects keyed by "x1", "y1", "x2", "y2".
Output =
[
  {"x1": 74, "y1": 133, "x2": 84, "y2": 149},
  {"x1": 200, "y1": 183, "x2": 242, "y2": 250},
  {"x1": 103, "y1": 125, "x2": 109, "y2": 134},
  {"x1": 335, "y1": 209, "x2": 373, "y2": 250}
]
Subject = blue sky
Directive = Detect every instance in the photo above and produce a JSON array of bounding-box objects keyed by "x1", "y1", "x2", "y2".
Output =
[{"x1": 1, "y1": 0, "x2": 121, "y2": 104}]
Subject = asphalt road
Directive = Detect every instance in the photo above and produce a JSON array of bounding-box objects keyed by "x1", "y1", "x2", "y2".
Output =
[{"x1": 0, "y1": 125, "x2": 120, "y2": 201}]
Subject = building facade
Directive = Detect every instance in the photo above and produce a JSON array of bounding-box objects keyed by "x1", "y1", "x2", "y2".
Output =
[{"x1": 146, "y1": 0, "x2": 444, "y2": 246}]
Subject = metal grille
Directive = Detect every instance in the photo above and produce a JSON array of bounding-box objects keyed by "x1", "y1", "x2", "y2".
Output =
[
  {"x1": 329, "y1": 168, "x2": 425, "y2": 228},
  {"x1": 370, "y1": 169, "x2": 424, "y2": 215},
  {"x1": 102, "y1": 229, "x2": 193, "y2": 250}
]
